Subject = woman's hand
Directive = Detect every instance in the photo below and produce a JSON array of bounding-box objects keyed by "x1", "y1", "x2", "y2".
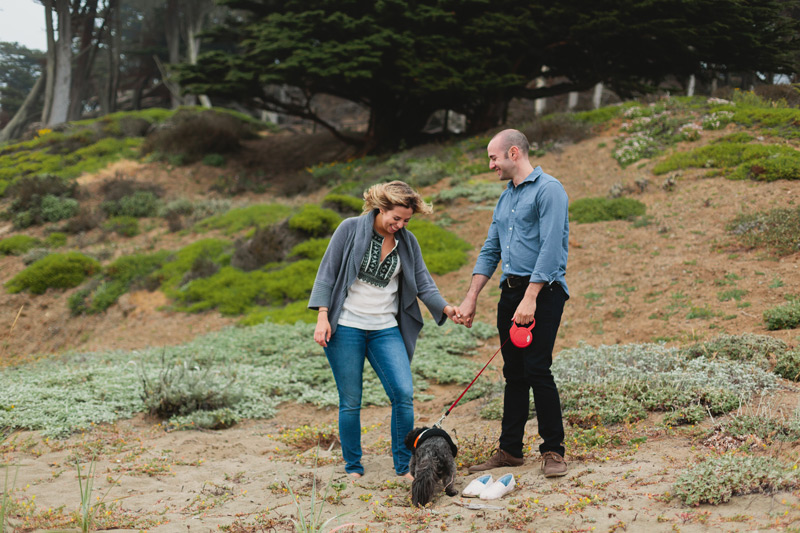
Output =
[
  {"x1": 315, "y1": 311, "x2": 332, "y2": 347},
  {"x1": 444, "y1": 305, "x2": 461, "y2": 324}
]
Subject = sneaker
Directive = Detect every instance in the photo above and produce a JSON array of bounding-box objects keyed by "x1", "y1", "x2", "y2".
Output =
[
  {"x1": 479, "y1": 473, "x2": 515, "y2": 500},
  {"x1": 462, "y1": 474, "x2": 493, "y2": 498},
  {"x1": 541, "y1": 451, "x2": 567, "y2": 477},
  {"x1": 468, "y1": 449, "x2": 524, "y2": 473}
]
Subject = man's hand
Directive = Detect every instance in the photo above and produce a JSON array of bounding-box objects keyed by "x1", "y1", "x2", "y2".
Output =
[
  {"x1": 457, "y1": 298, "x2": 477, "y2": 328},
  {"x1": 512, "y1": 282, "x2": 544, "y2": 325}
]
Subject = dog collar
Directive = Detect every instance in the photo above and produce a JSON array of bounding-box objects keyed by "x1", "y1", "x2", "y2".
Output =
[{"x1": 413, "y1": 427, "x2": 458, "y2": 457}]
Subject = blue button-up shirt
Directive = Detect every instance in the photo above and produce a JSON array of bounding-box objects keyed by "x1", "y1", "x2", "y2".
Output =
[{"x1": 473, "y1": 166, "x2": 570, "y2": 298}]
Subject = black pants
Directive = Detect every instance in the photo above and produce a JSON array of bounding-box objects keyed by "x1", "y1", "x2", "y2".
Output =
[{"x1": 497, "y1": 280, "x2": 567, "y2": 458}]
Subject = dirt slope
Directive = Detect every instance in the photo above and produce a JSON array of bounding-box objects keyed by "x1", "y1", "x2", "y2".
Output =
[{"x1": 2, "y1": 122, "x2": 800, "y2": 532}]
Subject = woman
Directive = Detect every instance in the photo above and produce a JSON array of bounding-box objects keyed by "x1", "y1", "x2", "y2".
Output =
[{"x1": 308, "y1": 180, "x2": 458, "y2": 478}]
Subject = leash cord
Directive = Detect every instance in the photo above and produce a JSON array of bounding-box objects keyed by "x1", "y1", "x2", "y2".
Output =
[{"x1": 434, "y1": 337, "x2": 510, "y2": 428}]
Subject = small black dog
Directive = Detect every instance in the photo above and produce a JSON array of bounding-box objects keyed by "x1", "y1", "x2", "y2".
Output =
[{"x1": 405, "y1": 426, "x2": 459, "y2": 506}]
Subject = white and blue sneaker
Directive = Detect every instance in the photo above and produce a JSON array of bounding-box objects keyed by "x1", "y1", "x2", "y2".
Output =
[
  {"x1": 480, "y1": 473, "x2": 516, "y2": 500},
  {"x1": 461, "y1": 474, "x2": 493, "y2": 498}
]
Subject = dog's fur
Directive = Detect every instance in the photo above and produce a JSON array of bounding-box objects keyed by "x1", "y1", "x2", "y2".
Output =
[{"x1": 405, "y1": 427, "x2": 458, "y2": 507}]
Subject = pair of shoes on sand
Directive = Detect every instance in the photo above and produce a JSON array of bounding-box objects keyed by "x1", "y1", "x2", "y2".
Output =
[{"x1": 461, "y1": 474, "x2": 515, "y2": 500}]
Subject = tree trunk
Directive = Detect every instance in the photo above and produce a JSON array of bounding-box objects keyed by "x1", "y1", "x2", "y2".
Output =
[
  {"x1": 0, "y1": 74, "x2": 46, "y2": 143},
  {"x1": 48, "y1": 0, "x2": 72, "y2": 126},
  {"x1": 466, "y1": 97, "x2": 509, "y2": 135},
  {"x1": 184, "y1": 0, "x2": 214, "y2": 108},
  {"x1": 41, "y1": 0, "x2": 56, "y2": 124},
  {"x1": 165, "y1": 0, "x2": 182, "y2": 109},
  {"x1": 68, "y1": 0, "x2": 100, "y2": 121},
  {"x1": 103, "y1": 0, "x2": 121, "y2": 114}
]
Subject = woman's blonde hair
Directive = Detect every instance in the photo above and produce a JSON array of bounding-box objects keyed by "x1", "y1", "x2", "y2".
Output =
[{"x1": 362, "y1": 180, "x2": 433, "y2": 215}]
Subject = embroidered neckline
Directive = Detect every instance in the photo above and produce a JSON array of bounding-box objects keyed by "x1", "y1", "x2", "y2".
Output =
[{"x1": 357, "y1": 231, "x2": 399, "y2": 288}]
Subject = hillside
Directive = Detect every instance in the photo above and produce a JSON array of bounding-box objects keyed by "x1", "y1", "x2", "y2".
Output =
[{"x1": 2, "y1": 95, "x2": 800, "y2": 532}]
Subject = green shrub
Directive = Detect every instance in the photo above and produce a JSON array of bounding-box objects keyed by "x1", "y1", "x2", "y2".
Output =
[
  {"x1": 569, "y1": 197, "x2": 646, "y2": 223},
  {"x1": 407, "y1": 218, "x2": 472, "y2": 275},
  {"x1": 44, "y1": 232, "x2": 67, "y2": 248},
  {"x1": 152, "y1": 239, "x2": 232, "y2": 292},
  {"x1": 194, "y1": 203, "x2": 292, "y2": 235},
  {"x1": 674, "y1": 455, "x2": 800, "y2": 505},
  {"x1": 40, "y1": 194, "x2": 79, "y2": 222},
  {"x1": 730, "y1": 154, "x2": 800, "y2": 182},
  {"x1": 0, "y1": 235, "x2": 42, "y2": 256},
  {"x1": 288, "y1": 205, "x2": 341, "y2": 237},
  {"x1": 139, "y1": 356, "x2": 241, "y2": 418},
  {"x1": 763, "y1": 299, "x2": 800, "y2": 330},
  {"x1": 167, "y1": 407, "x2": 241, "y2": 430},
  {"x1": 102, "y1": 215, "x2": 140, "y2": 237},
  {"x1": 721, "y1": 414, "x2": 800, "y2": 442},
  {"x1": 775, "y1": 350, "x2": 800, "y2": 381},
  {"x1": 652, "y1": 142, "x2": 799, "y2": 177},
  {"x1": 727, "y1": 206, "x2": 800, "y2": 256},
  {"x1": 101, "y1": 190, "x2": 161, "y2": 218},
  {"x1": 433, "y1": 181, "x2": 503, "y2": 205},
  {"x1": 240, "y1": 301, "x2": 319, "y2": 326},
  {"x1": 573, "y1": 105, "x2": 624, "y2": 125},
  {"x1": 662, "y1": 404, "x2": 706, "y2": 426},
  {"x1": 322, "y1": 193, "x2": 363, "y2": 215},
  {"x1": 683, "y1": 333, "x2": 787, "y2": 371},
  {"x1": 141, "y1": 109, "x2": 256, "y2": 164},
  {"x1": 5, "y1": 252, "x2": 100, "y2": 294},
  {"x1": 70, "y1": 251, "x2": 171, "y2": 315},
  {"x1": 289, "y1": 238, "x2": 330, "y2": 260},
  {"x1": 202, "y1": 153, "x2": 226, "y2": 167},
  {"x1": 713, "y1": 132, "x2": 754, "y2": 144}
]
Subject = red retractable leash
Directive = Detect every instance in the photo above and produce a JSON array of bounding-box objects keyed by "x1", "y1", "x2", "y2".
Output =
[{"x1": 433, "y1": 318, "x2": 535, "y2": 429}]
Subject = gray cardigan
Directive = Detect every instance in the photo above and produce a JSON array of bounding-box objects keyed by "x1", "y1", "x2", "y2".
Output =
[{"x1": 308, "y1": 210, "x2": 449, "y2": 360}]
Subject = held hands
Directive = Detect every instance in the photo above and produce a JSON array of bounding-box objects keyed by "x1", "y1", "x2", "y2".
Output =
[{"x1": 454, "y1": 297, "x2": 477, "y2": 328}]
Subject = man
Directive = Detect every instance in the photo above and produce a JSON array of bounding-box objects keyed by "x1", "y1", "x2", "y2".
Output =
[{"x1": 457, "y1": 129, "x2": 570, "y2": 478}]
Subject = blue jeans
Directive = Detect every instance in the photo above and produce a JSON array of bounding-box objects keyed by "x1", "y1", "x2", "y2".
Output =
[{"x1": 324, "y1": 325, "x2": 414, "y2": 475}]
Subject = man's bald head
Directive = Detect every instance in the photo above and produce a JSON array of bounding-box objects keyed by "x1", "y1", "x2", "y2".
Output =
[{"x1": 491, "y1": 129, "x2": 530, "y2": 159}]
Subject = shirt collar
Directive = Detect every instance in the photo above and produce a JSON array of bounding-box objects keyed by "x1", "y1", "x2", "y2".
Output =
[{"x1": 506, "y1": 166, "x2": 543, "y2": 190}]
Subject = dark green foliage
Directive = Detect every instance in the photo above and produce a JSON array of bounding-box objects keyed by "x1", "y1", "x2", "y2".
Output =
[
  {"x1": 101, "y1": 191, "x2": 161, "y2": 218},
  {"x1": 6, "y1": 174, "x2": 78, "y2": 228},
  {"x1": 180, "y1": 0, "x2": 798, "y2": 150},
  {"x1": 39, "y1": 194, "x2": 79, "y2": 222},
  {"x1": 0, "y1": 234, "x2": 42, "y2": 255},
  {"x1": 140, "y1": 355, "x2": 241, "y2": 418},
  {"x1": 240, "y1": 301, "x2": 319, "y2": 326},
  {"x1": 407, "y1": 218, "x2": 471, "y2": 275},
  {"x1": 713, "y1": 132, "x2": 754, "y2": 144},
  {"x1": 322, "y1": 194, "x2": 363, "y2": 216},
  {"x1": 569, "y1": 197, "x2": 646, "y2": 223},
  {"x1": 683, "y1": 333, "x2": 788, "y2": 371},
  {"x1": 202, "y1": 153, "x2": 226, "y2": 167},
  {"x1": 102, "y1": 216, "x2": 140, "y2": 237},
  {"x1": 763, "y1": 300, "x2": 800, "y2": 331},
  {"x1": 727, "y1": 206, "x2": 800, "y2": 256},
  {"x1": 775, "y1": 350, "x2": 800, "y2": 381},
  {"x1": 5, "y1": 252, "x2": 100, "y2": 294},
  {"x1": 0, "y1": 42, "x2": 43, "y2": 117},
  {"x1": 731, "y1": 154, "x2": 800, "y2": 182},
  {"x1": 231, "y1": 220, "x2": 305, "y2": 271},
  {"x1": 654, "y1": 141, "x2": 800, "y2": 181},
  {"x1": 288, "y1": 205, "x2": 341, "y2": 237},
  {"x1": 141, "y1": 109, "x2": 256, "y2": 164}
]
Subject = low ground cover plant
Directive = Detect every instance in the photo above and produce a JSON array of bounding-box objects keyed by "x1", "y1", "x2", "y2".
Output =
[
  {"x1": 548, "y1": 341, "x2": 779, "y2": 428},
  {"x1": 569, "y1": 197, "x2": 646, "y2": 223},
  {"x1": 673, "y1": 454, "x2": 800, "y2": 505},
  {"x1": 682, "y1": 333, "x2": 788, "y2": 372},
  {"x1": 763, "y1": 299, "x2": 800, "y2": 331},
  {"x1": 0, "y1": 320, "x2": 490, "y2": 437},
  {"x1": 727, "y1": 206, "x2": 800, "y2": 256},
  {"x1": 193, "y1": 203, "x2": 292, "y2": 235}
]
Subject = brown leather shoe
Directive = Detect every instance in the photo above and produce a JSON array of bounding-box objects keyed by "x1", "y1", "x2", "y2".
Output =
[
  {"x1": 468, "y1": 449, "x2": 524, "y2": 473},
  {"x1": 542, "y1": 451, "x2": 567, "y2": 477}
]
